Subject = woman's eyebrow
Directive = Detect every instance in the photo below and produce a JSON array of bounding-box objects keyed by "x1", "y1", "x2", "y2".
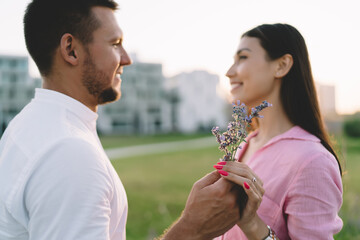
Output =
[{"x1": 236, "y1": 48, "x2": 251, "y2": 56}]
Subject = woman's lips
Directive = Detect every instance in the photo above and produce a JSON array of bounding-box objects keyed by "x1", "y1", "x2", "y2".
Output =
[{"x1": 230, "y1": 82, "x2": 243, "y2": 91}]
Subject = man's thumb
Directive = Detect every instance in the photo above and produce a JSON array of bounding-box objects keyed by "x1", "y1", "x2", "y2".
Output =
[{"x1": 194, "y1": 171, "x2": 221, "y2": 189}]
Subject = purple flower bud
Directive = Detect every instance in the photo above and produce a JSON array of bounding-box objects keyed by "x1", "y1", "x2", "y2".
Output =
[{"x1": 212, "y1": 101, "x2": 271, "y2": 161}]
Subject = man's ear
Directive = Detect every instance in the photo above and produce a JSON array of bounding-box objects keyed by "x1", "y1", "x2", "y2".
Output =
[
  {"x1": 60, "y1": 33, "x2": 80, "y2": 66},
  {"x1": 274, "y1": 54, "x2": 293, "y2": 78}
]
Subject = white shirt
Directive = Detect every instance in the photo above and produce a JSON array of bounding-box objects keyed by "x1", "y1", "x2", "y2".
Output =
[{"x1": 0, "y1": 89, "x2": 128, "y2": 240}]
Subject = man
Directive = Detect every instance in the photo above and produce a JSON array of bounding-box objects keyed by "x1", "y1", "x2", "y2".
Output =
[{"x1": 0, "y1": 0, "x2": 240, "y2": 239}]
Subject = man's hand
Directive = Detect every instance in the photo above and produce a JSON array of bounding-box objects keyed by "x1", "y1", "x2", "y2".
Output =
[{"x1": 161, "y1": 171, "x2": 240, "y2": 240}]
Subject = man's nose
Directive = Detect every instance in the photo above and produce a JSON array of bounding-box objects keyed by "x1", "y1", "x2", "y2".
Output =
[{"x1": 120, "y1": 47, "x2": 132, "y2": 66}]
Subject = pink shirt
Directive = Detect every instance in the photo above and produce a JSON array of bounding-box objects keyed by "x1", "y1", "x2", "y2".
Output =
[{"x1": 215, "y1": 126, "x2": 343, "y2": 240}]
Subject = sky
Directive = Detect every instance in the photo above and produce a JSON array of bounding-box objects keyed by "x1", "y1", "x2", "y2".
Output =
[{"x1": 0, "y1": 0, "x2": 359, "y2": 114}]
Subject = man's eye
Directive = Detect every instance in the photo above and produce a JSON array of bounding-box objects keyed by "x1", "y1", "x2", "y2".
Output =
[
  {"x1": 113, "y1": 43, "x2": 120, "y2": 48},
  {"x1": 239, "y1": 56, "x2": 247, "y2": 60}
]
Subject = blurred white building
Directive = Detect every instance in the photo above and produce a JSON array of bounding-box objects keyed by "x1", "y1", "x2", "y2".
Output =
[
  {"x1": 0, "y1": 54, "x2": 229, "y2": 136},
  {"x1": 316, "y1": 82, "x2": 337, "y2": 116},
  {"x1": 0, "y1": 55, "x2": 40, "y2": 135},
  {"x1": 166, "y1": 70, "x2": 227, "y2": 133},
  {"x1": 98, "y1": 59, "x2": 172, "y2": 135},
  {"x1": 315, "y1": 82, "x2": 342, "y2": 134}
]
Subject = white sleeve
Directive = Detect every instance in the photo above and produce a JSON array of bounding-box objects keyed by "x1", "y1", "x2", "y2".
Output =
[{"x1": 25, "y1": 138, "x2": 113, "y2": 240}]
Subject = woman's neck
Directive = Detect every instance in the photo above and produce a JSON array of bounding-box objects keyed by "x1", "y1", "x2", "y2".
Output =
[{"x1": 251, "y1": 98, "x2": 294, "y2": 145}]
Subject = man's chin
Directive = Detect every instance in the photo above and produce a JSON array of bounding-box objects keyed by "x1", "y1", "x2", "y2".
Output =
[{"x1": 98, "y1": 88, "x2": 121, "y2": 105}]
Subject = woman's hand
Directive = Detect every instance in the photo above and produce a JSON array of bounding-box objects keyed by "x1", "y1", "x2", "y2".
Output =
[{"x1": 214, "y1": 161, "x2": 270, "y2": 239}]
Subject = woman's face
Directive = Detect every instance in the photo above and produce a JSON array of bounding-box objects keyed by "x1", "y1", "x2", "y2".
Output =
[{"x1": 226, "y1": 36, "x2": 279, "y2": 107}]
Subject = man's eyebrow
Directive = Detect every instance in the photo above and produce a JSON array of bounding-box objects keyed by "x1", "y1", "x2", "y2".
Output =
[
  {"x1": 236, "y1": 48, "x2": 251, "y2": 56},
  {"x1": 110, "y1": 36, "x2": 123, "y2": 43}
]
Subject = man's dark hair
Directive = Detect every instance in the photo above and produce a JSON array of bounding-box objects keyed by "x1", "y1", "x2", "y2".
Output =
[{"x1": 24, "y1": 0, "x2": 118, "y2": 76}]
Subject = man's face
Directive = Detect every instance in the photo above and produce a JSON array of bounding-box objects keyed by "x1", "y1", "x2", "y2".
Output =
[{"x1": 81, "y1": 6, "x2": 131, "y2": 105}]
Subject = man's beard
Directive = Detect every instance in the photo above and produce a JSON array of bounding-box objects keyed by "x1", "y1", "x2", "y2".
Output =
[{"x1": 81, "y1": 52, "x2": 120, "y2": 105}]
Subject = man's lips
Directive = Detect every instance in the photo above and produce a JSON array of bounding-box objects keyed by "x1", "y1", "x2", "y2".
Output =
[
  {"x1": 115, "y1": 69, "x2": 123, "y2": 79},
  {"x1": 116, "y1": 67, "x2": 123, "y2": 75}
]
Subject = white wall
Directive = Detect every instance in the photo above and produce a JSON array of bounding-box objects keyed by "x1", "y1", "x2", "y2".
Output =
[{"x1": 168, "y1": 70, "x2": 227, "y2": 133}]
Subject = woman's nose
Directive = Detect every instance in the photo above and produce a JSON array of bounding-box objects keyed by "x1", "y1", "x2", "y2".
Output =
[{"x1": 226, "y1": 64, "x2": 235, "y2": 78}]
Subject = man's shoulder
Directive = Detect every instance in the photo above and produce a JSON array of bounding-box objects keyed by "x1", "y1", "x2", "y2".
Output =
[{"x1": 3, "y1": 100, "x2": 92, "y2": 157}]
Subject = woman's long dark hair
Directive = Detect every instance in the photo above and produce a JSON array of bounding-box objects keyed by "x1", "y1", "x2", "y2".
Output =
[{"x1": 243, "y1": 23, "x2": 342, "y2": 175}]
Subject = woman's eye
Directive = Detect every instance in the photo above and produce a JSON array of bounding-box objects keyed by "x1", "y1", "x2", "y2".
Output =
[
  {"x1": 239, "y1": 55, "x2": 247, "y2": 60},
  {"x1": 113, "y1": 43, "x2": 120, "y2": 48}
]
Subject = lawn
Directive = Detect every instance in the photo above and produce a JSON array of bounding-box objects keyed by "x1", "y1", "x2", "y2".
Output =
[
  {"x1": 100, "y1": 132, "x2": 210, "y2": 149},
  {"x1": 101, "y1": 134, "x2": 360, "y2": 240},
  {"x1": 336, "y1": 136, "x2": 360, "y2": 239}
]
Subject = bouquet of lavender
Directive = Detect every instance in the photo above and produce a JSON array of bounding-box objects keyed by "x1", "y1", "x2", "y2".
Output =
[{"x1": 212, "y1": 100, "x2": 272, "y2": 162}]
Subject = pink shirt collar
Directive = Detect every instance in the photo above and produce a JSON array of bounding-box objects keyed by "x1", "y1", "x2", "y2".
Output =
[
  {"x1": 236, "y1": 126, "x2": 320, "y2": 161},
  {"x1": 262, "y1": 125, "x2": 320, "y2": 146}
]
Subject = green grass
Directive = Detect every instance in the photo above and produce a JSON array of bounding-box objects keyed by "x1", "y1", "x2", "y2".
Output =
[
  {"x1": 101, "y1": 134, "x2": 360, "y2": 240},
  {"x1": 110, "y1": 146, "x2": 222, "y2": 239},
  {"x1": 100, "y1": 132, "x2": 211, "y2": 149},
  {"x1": 335, "y1": 136, "x2": 360, "y2": 239}
]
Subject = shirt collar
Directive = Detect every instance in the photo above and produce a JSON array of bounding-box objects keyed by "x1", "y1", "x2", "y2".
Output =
[
  {"x1": 33, "y1": 88, "x2": 98, "y2": 124},
  {"x1": 248, "y1": 125, "x2": 320, "y2": 148}
]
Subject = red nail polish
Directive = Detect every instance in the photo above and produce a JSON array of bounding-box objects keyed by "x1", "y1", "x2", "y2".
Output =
[
  {"x1": 213, "y1": 165, "x2": 223, "y2": 170},
  {"x1": 244, "y1": 182, "x2": 250, "y2": 189},
  {"x1": 217, "y1": 161, "x2": 227, "y2": 165},
  {"x1": 218, "y1": 170, "x2": 228, "y2": 176}
]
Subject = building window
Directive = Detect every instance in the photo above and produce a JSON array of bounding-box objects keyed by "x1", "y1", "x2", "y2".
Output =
[
  {"x1": 9, "y1": 87, "x2": 15, "y2": 99},
  {"x1": 20, "y1": 60, "x2": 27, "y2": 69},
  {"x1": 10, "y1": 60, "x2": 17, "y2": 68},
  {"x1": 10, "y1": 73, "x2": 17, "y2": 83},
  {"x1": 148, "y1": 107, "x2": 160, "y2": 114}
]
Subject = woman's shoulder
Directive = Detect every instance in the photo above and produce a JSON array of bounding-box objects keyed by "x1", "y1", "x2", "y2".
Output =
[{"x1": 260, "y1": 126, "x2": 338, "y2": 172}]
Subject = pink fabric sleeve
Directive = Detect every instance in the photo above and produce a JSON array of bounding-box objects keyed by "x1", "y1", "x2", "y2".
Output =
[{"x1": 285, "y1": 152, "x2": 343, "y2": 239}]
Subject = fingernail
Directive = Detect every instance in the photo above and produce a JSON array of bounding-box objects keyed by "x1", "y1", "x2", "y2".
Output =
[
  {"x1": 218, "y1": 170, "x2": 228, "y2": 176},
  {"x1": 244, "y1": 182, "x2": 250, "y2": 189},
  {"x1": 217, "y1": 161, "x2": 227, "y2": 165},
  {"x1": 213, "y1": 165, "x2": 223, "y2": 170}
]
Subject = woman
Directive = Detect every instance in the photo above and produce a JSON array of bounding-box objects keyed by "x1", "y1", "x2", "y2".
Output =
[{"x1": 213, "y1": 24, "x2": 343, "y2": 239}]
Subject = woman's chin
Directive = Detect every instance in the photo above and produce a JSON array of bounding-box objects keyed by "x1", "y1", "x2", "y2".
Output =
[{"x1": 231, "y1": 95, "x2": 247, "y2": 104}]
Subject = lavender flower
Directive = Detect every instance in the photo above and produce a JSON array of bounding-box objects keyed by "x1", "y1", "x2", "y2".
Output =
[{"x1": 212, "y1": 101, "x2": 272, "y2": 162}]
